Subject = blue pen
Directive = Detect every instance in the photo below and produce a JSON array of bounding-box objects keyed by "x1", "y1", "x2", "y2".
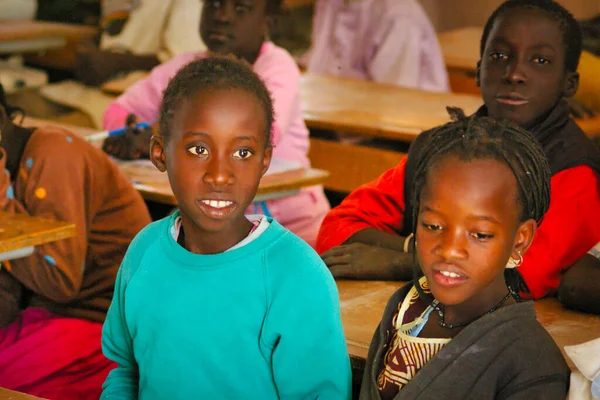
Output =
[{"x1": 86, "y1": 122, "x2": 151, "y2": 143}]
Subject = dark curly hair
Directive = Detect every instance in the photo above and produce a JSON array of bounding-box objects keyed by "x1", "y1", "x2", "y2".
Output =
[
  {"x1": 158, "y1": 55, "x2": 274, "y2": 147},
  {"x1": 480, "y1": 0, "x2": 582, "y2": 73}
]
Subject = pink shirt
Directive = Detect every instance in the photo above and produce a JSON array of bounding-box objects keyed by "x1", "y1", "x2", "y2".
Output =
[{"x1": 305, "y1": 0, "x2": 449, "y2": 93}]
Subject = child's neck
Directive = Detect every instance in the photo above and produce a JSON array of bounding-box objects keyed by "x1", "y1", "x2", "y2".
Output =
[
  {"x1": 438, "y1": 278, "x2": 513, "y2": 329},
  {"x1": 179, "y1": 213, "x2": 254, "y2": 255}
]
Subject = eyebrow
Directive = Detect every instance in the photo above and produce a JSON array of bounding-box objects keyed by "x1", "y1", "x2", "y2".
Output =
[
  {"x1": 236, "y1": 136, "x2": 259, "y2": 143},
  {"x1": 489, "y1": 37, "x2": 558, "y2": 53},
  {"x1": 183, "y1": 131, "x2": 209, "y2": 139},
  {"x1": 421, "y1": 206, "x2": 500, "y2": 225}
]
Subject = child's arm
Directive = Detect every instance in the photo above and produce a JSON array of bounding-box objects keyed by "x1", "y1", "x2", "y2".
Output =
[
  {"x1": 262, "y1": 245, "x2": 352, "y2": 399},
  {"x1": 101, "y1": 245, "x2": 142, "y2": 398},
  {"x1": 518, "y1": 165, "x2": 600, "y2": 298},
  {"x1": 0, "y1": 144, "x2": 89, "y2": 303},
  {"x1": 558, "y1": 246, "x2": 600, "y2": 314}
]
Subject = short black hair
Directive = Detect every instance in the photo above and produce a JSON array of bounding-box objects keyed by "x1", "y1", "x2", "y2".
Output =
[
  {"x1": 480, "y1": 0, "x2": 582, "y2": 73},
  {"x1": 159, "y1": 56, "x2": 274, "y2": 145},
  {"x1": 266, "y1": 0, "x2": 283, "y2": 15},
  {"x1": 411, "y1": 108, "x2": 551, "y2": 294}
]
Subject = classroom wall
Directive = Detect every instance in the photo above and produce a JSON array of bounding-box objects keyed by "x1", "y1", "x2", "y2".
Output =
[{"x1": 420, "y1": 0, "x2": 600, "y2": 32}]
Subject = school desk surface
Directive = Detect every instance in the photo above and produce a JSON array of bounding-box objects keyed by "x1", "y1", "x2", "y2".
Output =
[
  {"x1": 0, "y1": 21, "x2": 97, "y2": 56},
  {"x1": 336, "y1": 280, "x2": 600, "y2": 372},
  {"x1": 0, "y1": 212, "x2": 75, "y2": 262},
  {"x1": 0, "y1": 387, "x2": 45, "y2": 400},
  {"x1": 22, "y1": 118, "x2": 329, "y2": 206}
]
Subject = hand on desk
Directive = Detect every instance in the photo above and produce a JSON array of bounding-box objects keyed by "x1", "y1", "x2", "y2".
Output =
[
  {"x1": 103, "y1": 114, "x2": 152, "y2": 160},
  {"x1": 321, "y1": 243, "x2": 413, "y2": 281}
]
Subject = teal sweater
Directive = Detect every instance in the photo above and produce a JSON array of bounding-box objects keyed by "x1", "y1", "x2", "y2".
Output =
[{"x1": 101, "y1": 213, "x2": 351, "y2": 399}]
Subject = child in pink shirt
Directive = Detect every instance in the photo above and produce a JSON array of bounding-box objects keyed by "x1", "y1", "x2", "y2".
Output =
[
  {"x1": 103, "y1": 0, "x2": 329, "y2": 247},
  {"x1": 305, "y1": 0, "x2": 449, "y2": 92}
]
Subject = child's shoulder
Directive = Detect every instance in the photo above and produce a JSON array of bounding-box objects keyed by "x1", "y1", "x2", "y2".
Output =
[
  {"x1": 119, "y1": 217, "x2": 168, "y2": 273},
  {"x1": 255, "y1": 43, "x2": 300, "y2": 77},
  {"x1": 262, "y1": 221, "x2": 332, "y2": 283}
]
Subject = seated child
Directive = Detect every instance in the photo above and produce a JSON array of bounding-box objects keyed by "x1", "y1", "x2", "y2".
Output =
[
  {"x1": 360, "y1": 110, "x2": 569, "y2": 399},
  {"x1": 304, "y1": 0, "x2": 449, "y2": 92},
  {"x1": 0, "y1": 84, "x2": 151, "y2": 399},
  {"x1": 101, "y1": 57, "x2": 351, "y2": 399},
  {"x1": 558, "y1": 243, "x2": 600, "y2": 315},
  {"x1": 102, "y1": 0, "x2": 330, "y2": 247},
  {"x1": 317, "y1": 0, "x2": 600, "y2": 299}
]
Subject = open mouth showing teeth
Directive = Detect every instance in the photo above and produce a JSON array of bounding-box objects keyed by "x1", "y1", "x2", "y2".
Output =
[
  {"x1": 201, "y1": 200, "x2": 233, "y2": 209},
  {"x1": 440, "y1": 271, "x2": 462, "y2": 278}
]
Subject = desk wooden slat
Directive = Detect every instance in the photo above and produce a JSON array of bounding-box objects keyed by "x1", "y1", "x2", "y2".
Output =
[
  {"x1": 0, "y1": 387, "x2": 45, "y2": 400},
  {"x1": 22, "y1": 118, "x2": 329, "y2": 206},
  {"x1": 0, "y1": 21, "x2": 97, "y2": 43},
  {"x1": 438, "y1": 27, "x2": 483, "y2": 74},
  {"x1": 0, "y1": 212, "x2": 75, "y2": 254},
  {"x1": 337, "y1": 280, "x2": 600, "y2": 371}
]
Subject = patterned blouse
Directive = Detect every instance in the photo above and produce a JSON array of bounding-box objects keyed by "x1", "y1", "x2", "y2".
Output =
[{"x1": 378, "y1": 278, "x2": 451, "y2": 399}]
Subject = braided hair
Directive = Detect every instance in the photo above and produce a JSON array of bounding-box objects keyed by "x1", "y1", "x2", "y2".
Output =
[
  {"x1": 159, "y1": 55, "x2": 274, "y2": 146},
  {"x1": 410, "y1": 108, "x2": 551, "y2": 295},
  {"x1": 480, "y1": 0, "x2": 582, "y2": 73}
]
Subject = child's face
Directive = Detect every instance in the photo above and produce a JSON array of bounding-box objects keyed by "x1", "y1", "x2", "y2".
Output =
[
  {"x1": 156, "y1": 88, "x2": 271, "y2": 236},
  {"x1": 479, "y1": 9, "x2": 578, "y2": 128},
  {"x1": 200, "y1": 0, "x2": 269, "y2": 63},
  {"x1": 416, "y1": 156, "x2": 534, "y2": 307}
]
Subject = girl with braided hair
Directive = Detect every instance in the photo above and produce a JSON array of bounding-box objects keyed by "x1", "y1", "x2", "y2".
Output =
[{"x1": 359, "y1": 110, "x2": 569, "y2": 400}]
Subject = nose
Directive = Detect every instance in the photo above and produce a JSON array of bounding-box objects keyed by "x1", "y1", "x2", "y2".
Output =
[
  {"x1": 435, "y1": 230, "x2": 468, "y2": 261},
  {"x1": 213, "y1": 2, "x2": 232, "y2": 23},
  {"x1": 203, "y1": 155, "x2": 234, "y2": 187},
  {"x1": 503, "y1": 57, "x2": 527, "y2": 85}
]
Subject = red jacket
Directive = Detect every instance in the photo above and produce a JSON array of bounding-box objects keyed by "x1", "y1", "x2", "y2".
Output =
[{"x1": 316, "y1": 157, "x2": 600, "y2": 299}]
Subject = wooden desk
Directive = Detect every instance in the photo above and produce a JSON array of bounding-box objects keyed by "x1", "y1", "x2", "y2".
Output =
[
  {"x1": 0, "y1": 212, "x2": 75, "y2": 262},
  {"x1": 22, "y1": 118, "x2": 329, "y2": 206},
  {"x1": 283, "y1": 0, "x2": 315, "y2": 8},
  {"x1": 337, "y1": 280, "x2": 600, "y2": 371},
  {"x1": 0, "y1": 387, "x2": 45, "y2": 400}
]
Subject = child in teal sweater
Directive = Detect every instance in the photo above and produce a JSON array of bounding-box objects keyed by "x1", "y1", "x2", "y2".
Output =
[{"x1": 100, "y1": 57, "x2": 352, "y2": 399}]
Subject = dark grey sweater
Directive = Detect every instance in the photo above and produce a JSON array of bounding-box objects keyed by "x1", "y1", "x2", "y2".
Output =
[{"x1": 359, "y1": 283, "x2": 570, "y2": 400}]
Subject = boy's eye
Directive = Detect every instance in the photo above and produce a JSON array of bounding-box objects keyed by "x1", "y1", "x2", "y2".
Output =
[
  {"x1": 422, "y1": 222, "x2": 442, "y2": 232},
  {"x1": 188, "y1": 146, "x2": 209, "y2": 156},
  {"x1": 532, "y1": 57, "x2": 551, "y2": 65},
  {"x1": 489, "y1": 52, "x2": 507, "y2": 61},
  {"x1": 471, "y1": 232, "x2": 494, "y2": 241},
  {"x1": 233, "y1": 148, "x2": 253, "y2": 159},
  {"x1": 209, "y1": 0, "x2": 221, "y2": 7}
]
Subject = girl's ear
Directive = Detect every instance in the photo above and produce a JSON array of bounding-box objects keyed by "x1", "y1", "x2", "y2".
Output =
[
  {"x1": 563, "y1": 71, "x2": 579, "y2": 98},
  {"x1": 476, "y1": 60, "x2": 482, "y2": 87},
  {"x1": 261, "y1": 145, "x2": 273, "y2": 177},
  {"x1": 512, "y1": 219, "x2": 537, "y2": 260},
  {"x1": 150, "y1": 135, "x2": 167, "y2": 172}
]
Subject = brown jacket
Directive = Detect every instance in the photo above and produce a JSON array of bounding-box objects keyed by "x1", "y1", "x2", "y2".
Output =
[
  {"x1": 0, "y1": 126, "x2": 150, "y2": 324},
  {"x1": 360, "y1": 283, "x2": 570, "y2": 400}
]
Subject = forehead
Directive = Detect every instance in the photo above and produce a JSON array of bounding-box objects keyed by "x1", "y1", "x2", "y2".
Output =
[
  {"x1": 171, "y1": 87, "x2": 267, "y2": 136},
  {"x1": 422, "y1": 156, "x2": 519, "y2": 212},
  {"x1": 485, "y1": 8, "x2": 565, "y2": 55}
]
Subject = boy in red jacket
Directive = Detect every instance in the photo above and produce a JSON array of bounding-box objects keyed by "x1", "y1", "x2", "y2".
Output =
[{"x1": 316, "y1": 0, "x2": 600, "y2": 299}]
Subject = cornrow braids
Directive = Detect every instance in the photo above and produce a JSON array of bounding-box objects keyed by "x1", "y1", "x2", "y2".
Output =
[
  {"x1": 410, "y1": 108, "x2": 551, "y2": 296},
  {"x1": 480, "y1": 0, "x2": 582, "y2": 73},
  {"x1": 159, "y1": 55, "x2": 274, "y2": 146}
]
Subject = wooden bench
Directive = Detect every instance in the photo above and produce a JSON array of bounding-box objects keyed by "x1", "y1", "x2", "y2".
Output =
[
  {"x1": 337, "y1": 280, "x2": 600, "y2": 372},
  {"x1": 0, "y1": 387, "x2": 45, "y2": 400},
  {"x1": 0, "y1": 212, "x2": 75, "y2": 262}
]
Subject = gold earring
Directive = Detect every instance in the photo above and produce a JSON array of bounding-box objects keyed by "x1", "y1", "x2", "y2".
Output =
[{"x1": 506, "y1": 251, "x2": 523, "y2": 269}]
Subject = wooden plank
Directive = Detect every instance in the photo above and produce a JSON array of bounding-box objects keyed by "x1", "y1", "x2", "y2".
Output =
[
  {"x1": 437, "y1": 26, "x2": 482, "y2": 74},
  {"x1": 301, "y1": 74, "x2": 482, "y2": 141},
  {"x1": 309, "y1": 138, "x2": 404, "y2": 193},
  {"x1": 0, "y1": 212, "x2": 75, "y2": 254},
  {"x1": 0, "y1": 21, "x2": 97, "y2": 43},
  {"x1": 283, "y1": 0, "x2": 315, "y2": 9},
  {"x1": 337, "y1": 280, "x2": 600, "y2": 371},
  {"x1": 22, "y1": 118, "x2": 329, "y2": 206},
  {"x1": 0, "y1": 387, "x2": 45, "y2": 400}
]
